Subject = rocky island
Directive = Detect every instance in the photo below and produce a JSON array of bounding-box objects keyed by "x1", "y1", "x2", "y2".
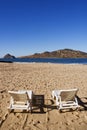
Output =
[{"x1": 3, "y1": 53, "x2": 16, "y2": 59}]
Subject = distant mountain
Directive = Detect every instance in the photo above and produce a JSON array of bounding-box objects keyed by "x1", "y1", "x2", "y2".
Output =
[
  {"x1": 20, "y1": 49, "x2": 87, "y2": 58},
  {"x1": 3, "y1": 53, "x2": 16, "y2": 59}
]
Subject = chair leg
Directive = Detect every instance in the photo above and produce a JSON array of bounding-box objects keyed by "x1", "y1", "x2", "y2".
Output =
[
  {"x1": 8, "y1": 109, "x2": 13, "y2": 113},
  {"x1": 76, "y1": 107, "x2": 80, "y2": 111},
  {"x1": 57, "y1": 106, "x2": 59, "y2": 109},
  {"x1": 30, "y1": 109, "x2": 32, "y2": 113},
  {"x1": 59, "y1": 109, "x2": 62, "y2": 113}
]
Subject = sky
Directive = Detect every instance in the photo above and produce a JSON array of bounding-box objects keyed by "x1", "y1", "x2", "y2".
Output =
[{"x1": 0, "y1": 0, "x2": 87, "y2": 57}]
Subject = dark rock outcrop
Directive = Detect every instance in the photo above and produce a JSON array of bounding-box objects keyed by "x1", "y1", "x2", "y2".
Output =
[{"x1": 3, "y1": 53, "x2": 16, "y2": 59}]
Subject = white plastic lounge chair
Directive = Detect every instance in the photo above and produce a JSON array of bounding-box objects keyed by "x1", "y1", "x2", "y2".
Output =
[
  {"x1": 8, "y1": 90, "x2": 33, "y2": 112},
  {"x1": 52, "y1": 88, "x2": 79, "y2": 111}
]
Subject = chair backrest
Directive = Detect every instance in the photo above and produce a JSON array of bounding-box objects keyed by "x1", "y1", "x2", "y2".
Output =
[
  {"x1": 60, "y1": 89, "x2": 78, "y2": 101},
  {"x1": 8, "y1": 91, "x2": 28, "y2": 103}
]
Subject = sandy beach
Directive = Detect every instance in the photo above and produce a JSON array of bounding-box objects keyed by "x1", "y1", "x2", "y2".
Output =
[{"x1": 0, "y1": 62, "x2": 87, "y2": 130}]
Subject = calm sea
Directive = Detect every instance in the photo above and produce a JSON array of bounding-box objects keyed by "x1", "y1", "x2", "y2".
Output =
[{"x1": 0, "y1": 58, "x2": 87, "y2": 64}]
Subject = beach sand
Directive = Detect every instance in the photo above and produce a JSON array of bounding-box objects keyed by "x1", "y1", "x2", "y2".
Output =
[{"x1": 0, "y1": 62, "x2": 87, "y2": 130}]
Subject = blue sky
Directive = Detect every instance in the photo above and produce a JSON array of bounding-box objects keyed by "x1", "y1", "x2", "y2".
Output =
[{"x1": 0, "y1": 0, "x2": 87, "y2": 57}]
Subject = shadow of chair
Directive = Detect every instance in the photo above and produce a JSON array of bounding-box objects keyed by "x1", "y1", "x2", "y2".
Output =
[
  {"x1": 76, "y1": 96, "x2": 87, "y2": 111},
  {"x1": 32, "y1": 95, "x2": 56, "y2": 113},
  {"x1": 32, "y1": 94, "x2": 45, "y2": 113},
  {"x1": 44, "y1": 99, "x2": 57, "y2": 112}
]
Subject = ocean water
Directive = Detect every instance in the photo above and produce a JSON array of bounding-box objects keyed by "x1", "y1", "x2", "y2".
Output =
[{"x1": 0, "y1": 58, "x2": 87, "y2": 64}]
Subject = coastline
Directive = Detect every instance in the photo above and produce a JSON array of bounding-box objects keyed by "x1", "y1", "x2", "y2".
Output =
[{"x1": 0, "y1": 63, "x2": 87, "y2": 130}]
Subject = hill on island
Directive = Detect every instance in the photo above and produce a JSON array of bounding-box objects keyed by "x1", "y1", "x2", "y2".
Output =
[
  {"x1": 20, "y1": 49, "x2": 87, "y2": 58},
  {"x1": 3, "y1": 53, "x2": 16, "y2": 59}
]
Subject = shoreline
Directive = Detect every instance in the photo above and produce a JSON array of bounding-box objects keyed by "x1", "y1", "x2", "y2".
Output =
[{"x1": 0, "y1": 61, "x2": 87, "y2": 65}]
